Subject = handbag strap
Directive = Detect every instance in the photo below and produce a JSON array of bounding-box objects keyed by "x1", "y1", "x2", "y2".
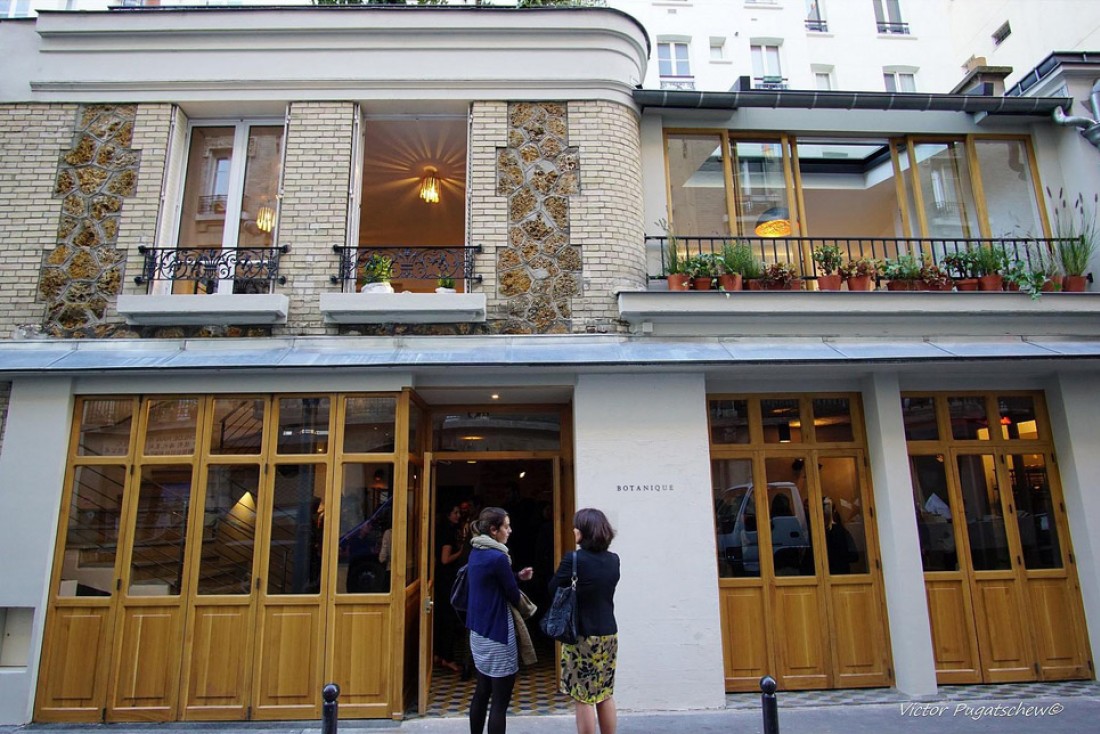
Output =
[{"x1": 570, "y1": 550, "x2": 577, "y2": 589}]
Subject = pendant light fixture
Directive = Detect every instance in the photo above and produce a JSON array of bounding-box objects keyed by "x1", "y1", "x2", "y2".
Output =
[
  {"x1": 754, "y1": 206, "x2": 792, "y2": 237},
  {"x1": 419, "y1": 167, "x2": 440, "y2": 204}
]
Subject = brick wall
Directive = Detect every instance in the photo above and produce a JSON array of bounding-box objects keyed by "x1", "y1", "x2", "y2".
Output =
[
  {"x1": 0, "y1": 104, "x2": 78, "y2": 339},
  {"x1": 469, "y1": 101, "x2": 510, "y2": 322},
  {"x1": 568, "y1": 100, "x2": 646, "y2": 327},
  {"x1": 276, "y1": 101, "x2": 356, "y2": 336}
]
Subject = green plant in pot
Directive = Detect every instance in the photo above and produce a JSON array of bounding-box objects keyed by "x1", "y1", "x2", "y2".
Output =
[
  {"x1": 811, "y1": 243, "x2": 845, "y2": 290},
  {"x1": 686, "y1": 253, "x2": 720, "y2": 290},
  {"x1": 658, "y1": 218, "x2": 691, "y2": 290},
  {"x1": 941, "y1": 250, "x2": 980, "y2": 290},
  {"x1": 759, "y1": 261, "x2": 801, "y2": 291},
  {"x1": 973, "y1": 245, "x2": 1009, "y2": 291},
  {"x1": 1049, "y1": 188, "x2": 1097, "y2": 291},
  {"x1": 839, "y1": 257, "x2": 881, "y2": 291},
  {"x1": 436, "y1": 274, "x2": 456, "y2": 293},
  {"x1": 920, "y1": 259, "x2": 952, "y2": 291},
  {"x1": 882, "y1": 254, "x2": 923, "y2": 290},
  {"x1": 359, "y1": 254, "x2": 395, "y2": 293},
  {"x1": 719, "y1": 240, "x2": 755, "y2": 291}
]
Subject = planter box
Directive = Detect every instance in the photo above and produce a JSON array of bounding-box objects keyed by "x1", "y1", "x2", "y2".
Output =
[{"x1": 319, "y1": 292, "x2": 487, "y2": 324}]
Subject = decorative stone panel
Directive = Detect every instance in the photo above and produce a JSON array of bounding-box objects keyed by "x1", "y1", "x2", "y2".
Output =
[
  {"x1": 494, "y1": 102, "x2": 582, "y2": 334},
  {"x1": 39, "y1": 105, "x2": 141, "y2": 338}
]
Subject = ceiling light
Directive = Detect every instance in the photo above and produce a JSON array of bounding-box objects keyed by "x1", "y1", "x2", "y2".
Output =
[
  {"x1": 256, "y1": 206, "x2": 275, "y2": 233},
  {"x1": 754, "y1": 206, "x2": 792, "y2": 237},
  {"x1": 419, "y1": 167, "x2": 440, "y2": 204},
  {"x1": 519, "y1": 471, "x2": 526, "y2": 479},
  {"x1": 491, "y1": 393, "x2": 500, "y2": 400}
]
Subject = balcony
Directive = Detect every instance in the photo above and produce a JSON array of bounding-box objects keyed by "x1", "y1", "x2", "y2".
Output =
[
  {"x1": 805, "y1": 19, "x2": 829, "y2": 32},
  {"x1": 117, "y1": 245, "x2": 290, "y2": 326},
  {"x1": 623, "y1": 235, "x2": 1100, "y2": 337},
  {"x1": 321, "y1": 245, "x2": 486, "y2": 324},
  {"x1": 753, "y1": 76, "x2": 789, "y2": 90},
  {"x1": 660, "y1": 76, "x2": 696, "y2": 91},
  {"x1": 877, "y1": 21, "x2": 911, "y2": 35}
]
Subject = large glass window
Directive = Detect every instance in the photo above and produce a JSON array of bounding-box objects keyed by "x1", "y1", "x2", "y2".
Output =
[
  {"x1": 974, "y1": 139, "x2": 1044, "y2": 238},
  {"x1": 730, "y1": 138, "x2": 793, "y2": 237},
  {"x1": 909, "y1": 142, "x2": 982, "y2": 238},
  {"x1": 175, "y1": 123, "x2": 283, "y2": 294},
  {"x1": 432, "y1": 410, "x2": 561, "y2": 452},
  {"x1": 657, "y1": 41, "x2": 691, "y2": 79},
  {"x1": 665, "y1": 134, "x2": 729, "y2": 237}
]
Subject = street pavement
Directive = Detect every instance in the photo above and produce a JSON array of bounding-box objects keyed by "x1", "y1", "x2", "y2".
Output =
[{"x1": 4, "y1": 686, "x2": 1099, "y2": 734}]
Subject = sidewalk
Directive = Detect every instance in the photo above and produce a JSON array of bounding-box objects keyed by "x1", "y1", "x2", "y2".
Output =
[{"x1": 5, "y1": 682, "x2": 1100, "y2": 734}]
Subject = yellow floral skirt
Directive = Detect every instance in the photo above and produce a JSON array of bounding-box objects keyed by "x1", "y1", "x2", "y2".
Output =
[{"x1": 559, "y1": 634, "x2": 617, "y2": 704}]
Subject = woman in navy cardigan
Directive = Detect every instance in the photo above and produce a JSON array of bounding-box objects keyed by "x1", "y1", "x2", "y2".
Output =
[{"x1": 465, "y1": 506, "x2": 533, "y2": 734}]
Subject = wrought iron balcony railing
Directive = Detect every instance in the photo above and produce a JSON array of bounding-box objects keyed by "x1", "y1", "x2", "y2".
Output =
[
  {"x1": 805, "y1": 19, "x2": 828, "y2": 32},
  {"x1": 753, "y1": 76, "x2": 789, "y2": 90},
  {"x1": 133, "y1": 245, "x2": 289, "y2": 294},
  {"x1": 877, "y1": 21, "x2": 911, "y2": 35},
  {"x1": 659, "y1": 76, "x2": 696, "y2": 91},
  {"x1": 331, "y1": 245, "x2": 483, "y2": 289},
  {"x1": 646, "y1": 235, "x2": 1073, "y2": 282}
]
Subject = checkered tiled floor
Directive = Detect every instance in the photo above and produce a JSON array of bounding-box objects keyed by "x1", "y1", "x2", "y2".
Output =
[
  {"x1": 724, "y1": 679, "x2": 1100, "y2": 709},
  {"x1": 422, "y1": 639, "x2": 573, "y2": 718}
]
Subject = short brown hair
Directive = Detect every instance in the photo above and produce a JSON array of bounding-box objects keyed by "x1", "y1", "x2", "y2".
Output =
[{"x1": 574, "y1": 508, "x2": 615, "y2": 552}]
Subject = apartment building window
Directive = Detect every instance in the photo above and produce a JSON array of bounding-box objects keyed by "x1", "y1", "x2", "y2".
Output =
[
  {"x1": 710, "y1": 38, "x2": 727, "y2": 61},
  {"x1": 751, "y1": 44, "x2": 786, "y2": 89},
  {"x1": 805, "y1": 0, "x2": 828, "y2": 32},
  {"x1": 873, "y1": 0, "x2": 910, "y2": 35},
  {"x1": 658, "y1": 41, "x2": 694, "y2": 89},
  {"x1": 883, "y1": 70, "x2": 916, "y2": 93},
  {"x1": 0, "y1": 0, "x2": 31, "y2": 18},
  {"x1": 814, "y1": 71, "x2": 833, "y2": 90},
  {"x1": 992, "y1": 21, "x2": 1011, "y2": 46},
  {"x1": 172, "y1": 122, "x2": 284, "y2": 294}
]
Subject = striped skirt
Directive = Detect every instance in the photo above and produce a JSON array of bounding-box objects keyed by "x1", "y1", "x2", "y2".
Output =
[{"x1": 470, "y1": 621, "x2": 518, "y2": 678}]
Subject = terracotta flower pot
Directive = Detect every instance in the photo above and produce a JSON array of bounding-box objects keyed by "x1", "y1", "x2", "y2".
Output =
[
  {"x1": 954, "y1": 278, "x2": 979, "y2": 291},
  {"x1": 886, "y1": 280, "x2": 918, "y2": 291},
  {"x1": 667, "y1": 274, "x2": 692, "y2": 291},
  {"x1": 747, "y1": 279, "x2": 764, "y2": 291},
  {"x1": 1040, "y1": 277, "x2": 1062, "y2": 293},
  {"x1": 1062, "y1": 275, "x2": 1088, "y2": 292},
  {"x1": 817, "y1": 274, "x2": 843, "y2": 291},
  {"x1": 694, "y1": 276, "x2": 714, "y2": 291},
  {"x1": 978, "y1": 274, "x2": 1003, "y2": 291},
  {"x1": 718, "y1": 273, "x2": 743, "y2": 291},
  {"x1": 764, "y1": 279, "x2": 802, "y2": 291},
  {"x1": 845, "y1": 275, "x2": 874, "y2": 291}
]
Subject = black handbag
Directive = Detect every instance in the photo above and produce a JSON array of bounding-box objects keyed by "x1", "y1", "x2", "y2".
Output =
[{"x1": 540, "y1": 551, "x2": 578, "y2": 644}]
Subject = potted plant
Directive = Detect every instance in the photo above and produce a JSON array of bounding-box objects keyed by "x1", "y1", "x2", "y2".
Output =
[
  {"x1": 658, "y1": 218, "x2": 691, "y2": 291},
  {"x1": 687, "y1": 253, "x2": 719, "y2": 291},
  {"x1": 811, "y1": 243, "x2": 844, "y2": 291},
  {"x1": 719, "y1": 240, "x2": 755, "y2": 291},
  {"x1": 941, "y1": 250, "x2": 980, "y2": 290},
  {"x1": 359, "y1": 254, "x2": 395, "y2": 293},
  {"x1": 759, "y1": 262, "x2": 801, "y2": 291},
  {"x1": 1049, "y1": 189, "x2": 1097, "y2": 292},
  {"x1": 882, "y1": 254, "x2": 923, "y2": 291},
  {"x1": 436, "y1": 275, "x2": 456, "y2": 293},
  {"x1": 839, "y1": 257, "x2": 881, "y2": 291},
  {"x1": 920, "y1": 259, "x2": 952, "y2": 291},
  {"x1": 1003, "y1": 257, "x2": 1048, "y2": 300},
  {"x1": 973, "y1": 245, "x2": 1008, "y2": 291},
  {"x1": 742, "y1": 258, "x2": 766, "y2": 290}
]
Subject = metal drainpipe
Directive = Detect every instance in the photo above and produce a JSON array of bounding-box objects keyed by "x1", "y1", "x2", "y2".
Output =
[{"x1": 1052, "y1": 79, "x2": 1100, "y2": 150}]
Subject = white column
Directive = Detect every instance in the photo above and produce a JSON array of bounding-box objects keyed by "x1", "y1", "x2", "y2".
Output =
[
  {"x1": 0, "y1": 377, "x2": 74, "y2": 724},
  {"x1": 573, "y1": 373, "x2": 725, "y2": 711},
  {"x1": 1044, "y1": 373, "x2": 1100, "y2": 664},
  {"x1": 861, "y1": 373, "x2": 937, "y2": 697}
]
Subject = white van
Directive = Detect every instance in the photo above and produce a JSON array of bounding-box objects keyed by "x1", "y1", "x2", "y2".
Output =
[{"x1": 715, "y1": 482, "x2": 812, "y2": 576}]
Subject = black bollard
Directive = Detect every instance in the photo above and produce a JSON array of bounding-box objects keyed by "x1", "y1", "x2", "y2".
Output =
[
  {"x1": 760, "y1": 675, "x2": 779, "y2": 734},
  {"x1": 322, "y1": 682, "x2": 340, "y2": 734}
]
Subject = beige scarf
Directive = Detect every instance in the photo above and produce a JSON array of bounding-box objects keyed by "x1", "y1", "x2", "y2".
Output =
[{"x1": 471, "y1": 534, "x2": 538, "y2": 665}]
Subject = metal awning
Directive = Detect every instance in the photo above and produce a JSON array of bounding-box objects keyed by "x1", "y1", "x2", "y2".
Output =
[
  {"x1": 0, "y1": 335, "x2": 1097, "y2": 376},
  {"x1": 633, "y1": 88, "x2": 1072, "y2": 116}
]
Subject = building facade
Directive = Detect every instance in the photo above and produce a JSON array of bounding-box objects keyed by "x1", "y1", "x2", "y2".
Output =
[{"x1": 0, "y1": 3, "x2": 1099, "y2": 726}]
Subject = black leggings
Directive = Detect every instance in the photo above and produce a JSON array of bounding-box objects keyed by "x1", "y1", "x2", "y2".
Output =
[{"x1": 469, "y1": 670, "x2": 516, "y2": 734}]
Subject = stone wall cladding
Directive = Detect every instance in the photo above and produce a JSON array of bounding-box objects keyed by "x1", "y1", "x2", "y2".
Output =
[
  {"x1": 567, "y1": 101, "x2": 645, "y2": 330},
  {"x1": 276, "y1": 101, "x2": 356, "y2": 337},
  {"x1": 0, "y1": 104, "x2": 78, "y2": 340},
  {"x1": 38, "y1": 104, "x2": 143, "y2": 337},
  {"x1": 495, "y1": 102, "x2": 582, "y2": 334}
]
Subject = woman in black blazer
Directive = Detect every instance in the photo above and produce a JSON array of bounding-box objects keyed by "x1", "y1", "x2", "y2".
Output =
[{"x1": 549, "y1": 508, "x2": 620, "y2": 734}]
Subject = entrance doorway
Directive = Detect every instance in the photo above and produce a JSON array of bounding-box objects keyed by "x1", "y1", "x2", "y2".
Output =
[{"x1": 415, "y1": 458, "x2": 564, "y2": 716}]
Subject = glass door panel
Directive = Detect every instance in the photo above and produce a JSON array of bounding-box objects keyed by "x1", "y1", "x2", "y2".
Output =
[
  {"x1": 955, "y1": 454, "x2": 1010, "y2": 571},
  {"x1": 818, "y1": 457, "x2": 867, "y2": 575},
  {"x1": 197, "y1": 465, "x2": 260, "y2": 595},
  {"x1": 711, "y1": 458, "x2": 758, "y2": 578},
  {"x1": 209, "y1": 398, "x2": 266, "y2": 455},
  {"x1": 909, "y1": 454, "x2": 958, "y2": 572},
  {"x1": 337, "y1": 462, "x2": 394, "y2": 594},
  {"x1": 78, "y1": 399, "x2": 134, "y2": 457},
  {"x1": 266, "y1": 463, "x2": 327, "y2": 595},
  {"x1": 763, "y1": 456, "x2": 814, "y2": 576},
  {"x1": 1005, "y1": 454, "x2": 1061, "y2": 570},
  {"x1": 129, "y1": 465, "x2": 193, "y2": 596}
]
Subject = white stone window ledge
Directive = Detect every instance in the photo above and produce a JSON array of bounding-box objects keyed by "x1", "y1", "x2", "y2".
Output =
[
  {"x1": 319, "y1": 292, "x2": 487, "y2": 324},
  {"x1": 117, "y1": 294, "x2": 290, "y2": 326}
]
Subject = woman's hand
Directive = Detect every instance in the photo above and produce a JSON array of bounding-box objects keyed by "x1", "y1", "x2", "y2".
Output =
[{"x1": 517, "y1": 566, "x2": 533, "y2": 582}]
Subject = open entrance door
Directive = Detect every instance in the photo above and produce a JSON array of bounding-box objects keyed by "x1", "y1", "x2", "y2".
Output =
[{"x1": 417, "y1": 457, "x2": 564, "y2": 715}]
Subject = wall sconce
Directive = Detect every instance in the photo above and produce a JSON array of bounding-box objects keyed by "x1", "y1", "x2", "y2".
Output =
[
  {"x1": 256, "y1": 206, "x2": 275, "y2": 233},
  {"x1": 754, "y1": 207, "x2": 792, "y2": 237},
  {"x1": 777, "y1": 421, "x2": 792, "y2": 443},
  {"x1": 419, "y1": 167, "x2": 440, "y2": 204}
]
